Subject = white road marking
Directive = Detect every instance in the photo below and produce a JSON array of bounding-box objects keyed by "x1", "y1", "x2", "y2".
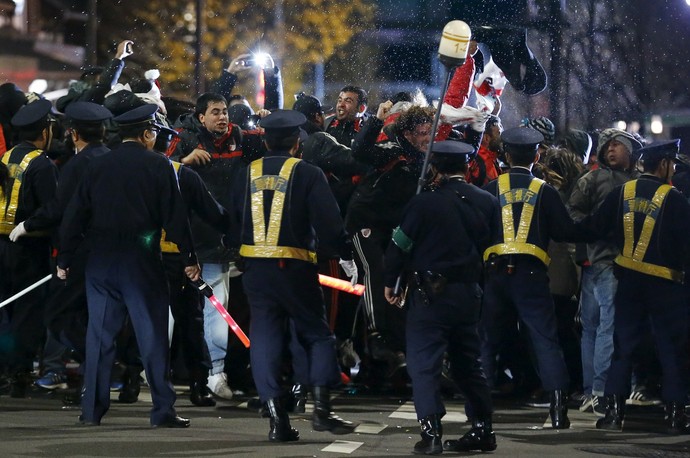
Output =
[
  {"x1": 322, "y1": 440, "x2": 364, "y2": 454},
  {"x1": 389, "y1": 401, "x2": 467, "y2": 423}
]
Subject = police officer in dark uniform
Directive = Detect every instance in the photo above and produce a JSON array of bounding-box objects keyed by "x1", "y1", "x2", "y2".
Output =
[
  {"x1": 226, "y1": 110, "x2": 357, "y2": 442},
  {"x1": 0, "y1": 99, "x2": 58, "y2": 397},
  {"x1": 481, "y1": 127, "x2": 587, "y2": 429},
  {"x1": 11, "y1": 101, "x2": 112, "y2": 364},
  {"x1": 384, "y1": 141, "x2": 500, "y2": 455},
  {"x1": 58, "y1": 104, "x2": 200, "y2": 427},
  {"x1": 585, "y1": 140, "x2": 690, "y2": 434}
]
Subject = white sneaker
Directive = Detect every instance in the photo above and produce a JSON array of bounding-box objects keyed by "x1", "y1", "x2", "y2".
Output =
[{"x1": 207, "y1": 372, "x2": 234, "y2": 400}]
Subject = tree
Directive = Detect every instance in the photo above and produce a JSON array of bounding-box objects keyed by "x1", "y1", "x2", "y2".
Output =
[{"x1": 97, "y1": 0, "x2": 374, "y2": 102}]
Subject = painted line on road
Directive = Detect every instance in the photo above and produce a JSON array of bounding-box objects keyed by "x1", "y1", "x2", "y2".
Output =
[
  {"x1": 322, "y1": 440, "x2": 364, "y2": 454},
  {"x1": 355, "y1": 423, "x2": 387, "y2": 434},
  {"x1": 389, "y1": 401, "x2": 467, "y2": 423}
]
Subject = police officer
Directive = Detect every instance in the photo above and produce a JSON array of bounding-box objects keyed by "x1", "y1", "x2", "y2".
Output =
[
  {"x1": 384, "y1": 141, "x2": 499, "y2": 454},
  {"x1": 586, "y1": 140, "x2": 690, "y2": 434},
  {"x1": 226, "y1": 110, "x2": 357, "y2": 442},
  {"x1": 481, "y1": 127, "x2": 586, "y2": 429},
  {"x1": 58, "y1": 104, "x2": 200, "y2": 427},
  {"x1": 0, "y1": 99, "x2": 58, "y2": 397},
  {"x1": 11, "y1": 101, "x2": 112, "y2": 364}
]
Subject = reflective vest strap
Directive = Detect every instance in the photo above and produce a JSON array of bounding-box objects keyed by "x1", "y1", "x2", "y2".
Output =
[
  {"x1": 249, "y1": 159, "x2": 267, "y2": 244},
  {"x1": 239, "y1": 244, "x2": 317, "y2": 264},
  {"x1": 483, "y1": 242, "x2": 551, "y2": 265},
  {"x1": 633, "y1": 183, "x2": 672, "y2": 261},
  {"x1": 621, "y1": 181, "x2": 636, "y2": 258},
  {"x1": 614, "y1": 254, "x2": 683, "y2": 283},
  {"x1": 515, "y1": 178, "x2": 545, "y2": 242},
  {"x1": 265, "y1": 158, "x2": 299, "y2": 245},
  {"x1": 249, "y1": 157, "x2": 300, "y2": 246},
  {"x1": 497, "y1": 174, "x2": 515, "y2": 243},
  {"x1": 487, "y1": 175, "x2": 547, "y2": 265},
  {"x1": 0, "y1": 149, "x2": 42, "y2": 230}
]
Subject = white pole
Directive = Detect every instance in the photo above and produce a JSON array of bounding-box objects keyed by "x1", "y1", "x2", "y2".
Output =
[{"x1": 0, "y1": 274, "x2": 52, "y2": 309}]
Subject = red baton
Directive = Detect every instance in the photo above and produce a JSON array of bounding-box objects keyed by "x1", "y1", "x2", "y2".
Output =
[
  {"x1": 318, "y1": 274, "x2": 366, "y2": 296},
  {"x1": 193, "y1": 279, "x2": 250, "y2": 348}
]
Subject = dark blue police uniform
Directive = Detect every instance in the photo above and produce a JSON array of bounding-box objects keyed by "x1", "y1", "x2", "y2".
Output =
[
  {"x1": 0, "y1": 100, "x2": 58, "y2": 395},
  {"x1": 23, "y1": 102, "x2": 113, "y2": 362},
  {"x1": 226, "y1": 110, "x2": 355, "y2": 442},
  {"x1": 481, "y1": 127, "x2": 587, "y2": 429},
  {"x1": 58, "y1": 104, "x2": 196, "y2": 427},
  {"x1": 585, "y1": 140, "x2": 690, "y2": 433},
  {"x1": 384, "y1": 141, "x2": 500, "y2": 454}
]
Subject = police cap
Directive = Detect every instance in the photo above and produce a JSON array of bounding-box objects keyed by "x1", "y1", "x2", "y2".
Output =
[
  {"x1": 293, "y1": 93, "x2": 333, "y2": 117},
  {"x1": 65, "y1": 102, "x2": 113, "y2": 124},
  {"x1": 501, "y1": 126, "x2": 544, "y2": 147},
  {"x1": 113, "y1": 103, "x2": 163, "y2": 128},
  {"x1": 260, "y1": 109, "x2": 307, "y2": 138},
  {"x1": 11, "y1": 99, "x2": 52, "y2": 128},
  {"x1": 639, "y1": 139, "x2": 682, "y2": 164},
  {"x1": 431, "y1": 140, "x2": 475, "y2": 164}
]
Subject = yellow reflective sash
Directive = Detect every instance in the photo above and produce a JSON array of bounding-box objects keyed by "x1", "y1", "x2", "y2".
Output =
[
  {"x1": 0, "y1": 148, "x2": 42, "y2": 235},
  {"x1": 239, "y1": 157, "x2": 317, "y2": 264},
  {"x1": 160, "y1": 161, "x2": 184, "y2": 254},
  {"x1": 614, "y1": 180, "x2": 682, "y2": 282},
  {"x1": 483, "y1": 174, "x2": 551, "y2": 266}
]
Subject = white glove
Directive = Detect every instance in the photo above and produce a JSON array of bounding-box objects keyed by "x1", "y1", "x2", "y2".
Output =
[
  {"x1": 9, "y1": 222, "x2": 27, "y2": 242},
  {"x1": 339, "y1": 259, "x2": 359, "y2": 287}
]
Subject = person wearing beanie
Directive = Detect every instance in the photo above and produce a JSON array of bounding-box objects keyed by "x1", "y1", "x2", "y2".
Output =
[{"x1": 567, "y1": 127, "x2": 645, "y2": 416}]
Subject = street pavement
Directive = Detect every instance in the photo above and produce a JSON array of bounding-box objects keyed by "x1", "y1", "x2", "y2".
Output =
[{"x1": 1, "y1": 385, "x2": 690, "y2": 457}]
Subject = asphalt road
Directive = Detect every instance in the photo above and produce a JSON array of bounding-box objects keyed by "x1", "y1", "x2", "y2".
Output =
[{"x1": 1, "y1": 384, "x2": 690, "y2": 457}]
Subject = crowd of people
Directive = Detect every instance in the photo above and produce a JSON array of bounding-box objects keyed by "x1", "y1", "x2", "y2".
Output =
[{"x1": 1, "y1": 33, "x2": 690, "y2": 455}]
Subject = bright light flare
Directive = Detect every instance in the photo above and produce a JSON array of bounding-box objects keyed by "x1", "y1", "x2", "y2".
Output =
[{"x1": 651, "y1": 115, "x2": 663, "y2": 135}]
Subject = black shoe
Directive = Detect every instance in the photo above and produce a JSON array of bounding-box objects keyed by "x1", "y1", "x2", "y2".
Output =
[
  {"x1": 550, "y1": 390, "x2": 570, "y2": 429},
  {"x1": 190, "y1": 381, "x2": 216, "y2": 407},
  {"x1": 152, "y1": 415, "x2": 191, "y2": 428},
  {"x1": 443, "y1": 419, "x2": 497, "y2": 452},
  {"x1": 413, "y1": 414, "x2": 443, "y2": 455},
  {"x1": 77, "y1": 415, "x2": 100, "y2": 426},
  {"x1": 595, "y1": 395, "x2": 625, "y2": 430},
  {"x1": 312, "y1": 386, "x2": 357, "y2": 434},
  {"x1": 266, "y1": 398, "x2": 299, "y2": 442}
]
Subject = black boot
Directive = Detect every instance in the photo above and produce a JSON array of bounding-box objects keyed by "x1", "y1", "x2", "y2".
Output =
[
  {"x1": 286, "y1": 384, "x2": 307, "y2": 414},
  {"x1": 549, "y1": 390, "x2": 570, "y2": 429},
  {"x1": 266, "y1": 398, "x2": 299, "y2": 442},
  {"x1": 190, "y1": 380, "x2": 216, "y2": 407},
  {"x1": 595, "y1": 395, "x2": 625, "y2": 430},
  {"x1": 666, "y1": 402, "x2": 690, "y2": 434},
  {"x1": 118, "y1": 366, "x2": 141, "y2": 403},
  {"x1": 413, "y1": 414, "x2": 443, "y2": 455},
  {"x1": 312, "y1": 386, "x2": 357, "y2": 434},
  {"x1": 443, "y1": 419, "x2": 497, "y2": 452}
]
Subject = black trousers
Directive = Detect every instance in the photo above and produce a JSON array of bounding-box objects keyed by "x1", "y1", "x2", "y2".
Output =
[
  {"x1": 0, "y1": 236, "x2": 51, "y2": 373},
  {"x1": 605, "y1": 268, "x2": 688, "y2": 403},
  {"x1": 406, "y1": 281, "x2": 493, "y2": 420}
]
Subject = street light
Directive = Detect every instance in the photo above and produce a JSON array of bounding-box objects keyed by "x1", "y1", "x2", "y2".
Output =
[{"x1": 651, "y1": 115, "x2": 663, "y2": 135}]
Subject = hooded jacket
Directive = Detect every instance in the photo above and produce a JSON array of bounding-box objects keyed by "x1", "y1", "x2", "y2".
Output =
[{"x1": 567, "y1": 130, "x2": 642, "y2": 265}]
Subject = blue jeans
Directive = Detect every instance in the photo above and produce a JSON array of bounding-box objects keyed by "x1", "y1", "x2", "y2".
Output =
[
  {"x1": 202, "y1": 263, "x2": 230, "y2": 375},
  {"x1": 579, "y1": 263, "x2": 617, "y2": 396}
]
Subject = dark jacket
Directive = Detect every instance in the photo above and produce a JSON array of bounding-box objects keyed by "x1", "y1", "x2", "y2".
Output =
[
  {"x1": 344, "y1": 117, "x2": 424, "y2": 233},
  {"x1": 56, "y1": 58, "x2": 125, "y2": 113}
]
